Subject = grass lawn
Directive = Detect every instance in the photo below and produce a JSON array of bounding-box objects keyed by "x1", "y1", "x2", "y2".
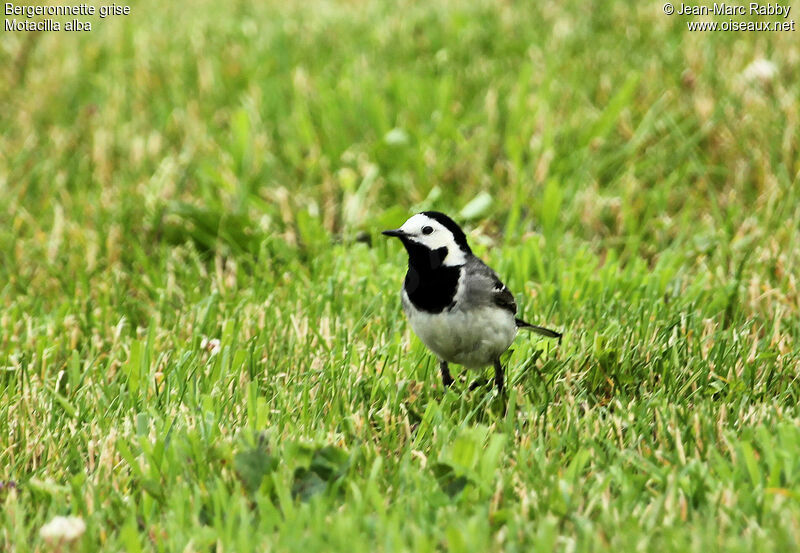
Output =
[{"x1": 1, "y1": 0, "x2": 799, "y2": 550}]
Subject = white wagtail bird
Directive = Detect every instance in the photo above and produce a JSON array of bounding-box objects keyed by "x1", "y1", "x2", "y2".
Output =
[{"x1": 382, "y1": 211, "x2": 561, "y2": 392}]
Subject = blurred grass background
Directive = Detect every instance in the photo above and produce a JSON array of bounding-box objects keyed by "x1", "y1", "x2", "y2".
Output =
[{"x1": 1, "y1": 0, "x2": 799, "y2": 551}]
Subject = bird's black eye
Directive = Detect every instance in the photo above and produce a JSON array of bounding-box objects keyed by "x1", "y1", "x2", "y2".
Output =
[{"x1": 422, "y1": 226, "x2": 434, "y2": 235}]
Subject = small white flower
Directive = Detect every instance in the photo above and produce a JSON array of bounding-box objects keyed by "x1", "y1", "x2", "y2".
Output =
[
  {"x1": 742, "y1": 58, "x2": 778, "y2": 82},
  {"x1": 39, "y1": 515, "x2": 86, "y2": 543},
  {"x1": 201, "y1": 337, "x2": 221, "y2": 355}
]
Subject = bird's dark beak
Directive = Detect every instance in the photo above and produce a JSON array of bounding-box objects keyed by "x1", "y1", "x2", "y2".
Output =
[{"x1": 381, "y1": 229, "x2": 406, "y2": 238}]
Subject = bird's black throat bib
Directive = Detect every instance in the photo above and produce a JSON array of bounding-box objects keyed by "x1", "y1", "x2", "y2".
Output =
[{"x1": 401, "y1": 241, "x2": 461, "y2": 313}]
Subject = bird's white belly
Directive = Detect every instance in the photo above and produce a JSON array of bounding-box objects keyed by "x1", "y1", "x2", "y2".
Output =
[{"x1": 402, "y1": 292, "x2": 517, "y2": 369}]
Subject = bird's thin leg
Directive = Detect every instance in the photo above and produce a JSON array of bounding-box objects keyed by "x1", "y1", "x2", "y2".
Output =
[
  {"x1": 493, "y1": 358, "x2": 504, "y2": 392},
  {"x1": 439, "y1": 360, "x2": 454, "y2": 388}
]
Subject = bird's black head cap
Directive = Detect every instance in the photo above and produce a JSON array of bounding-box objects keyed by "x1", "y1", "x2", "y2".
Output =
[{"x1": 420, "y1": 211, "x2": 472, "y2": 254}]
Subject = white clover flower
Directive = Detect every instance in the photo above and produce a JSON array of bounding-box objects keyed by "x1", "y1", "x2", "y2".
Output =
[
  {"x1": 742, "y1": 58, "x2": 778, "y2": 82},
  {"x1": 39, "y1": 515, "x2": 86, "y2": 543},
  {"x1": 201, "y1": 337, "x2": 221, "y2": 355}
]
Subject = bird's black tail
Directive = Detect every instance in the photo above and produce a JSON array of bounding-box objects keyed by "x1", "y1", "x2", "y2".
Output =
[{"x1": 515, "y1": 318, "x2": 562, "y2": 342}]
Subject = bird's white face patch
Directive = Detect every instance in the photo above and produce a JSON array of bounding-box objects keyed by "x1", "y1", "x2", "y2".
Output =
[{"x1": 398, "y1": 214, "x2": 467, "y2": 266}]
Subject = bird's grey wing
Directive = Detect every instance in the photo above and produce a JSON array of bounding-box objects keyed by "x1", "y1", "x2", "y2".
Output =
[
  {"x1": 463, "y1": 258, "x2": 517, "y2": 315},
  {"x1": 491, "y1": 278, "x2": 518, "y2": 315}
]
